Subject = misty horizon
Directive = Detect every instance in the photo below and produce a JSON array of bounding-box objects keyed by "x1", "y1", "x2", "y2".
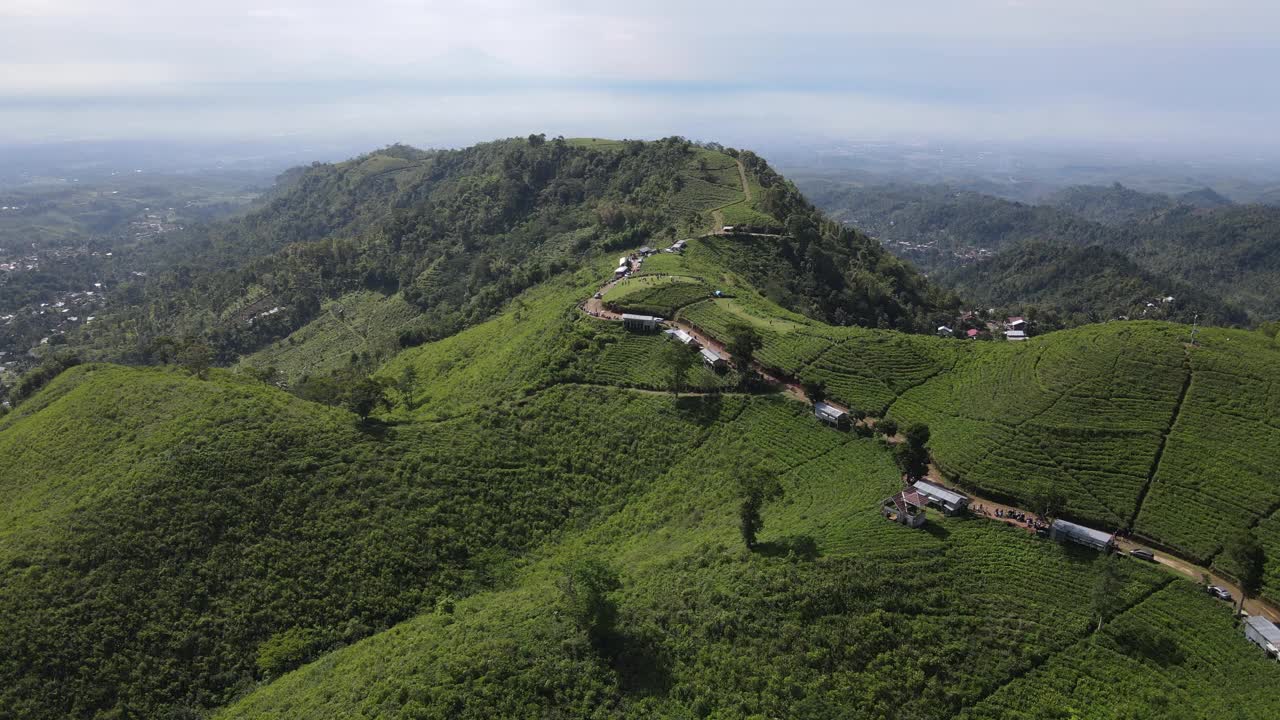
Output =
[{"x1": 3, "y1": 1, "x2": 1279, "y2": 158}]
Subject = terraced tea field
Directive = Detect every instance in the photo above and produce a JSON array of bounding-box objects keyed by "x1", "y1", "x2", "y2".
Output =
[
  {"x1": 584, "y1": 330, "x2": 739, "y2": 392},
  {"x1": 603, "y1": 275, "x2": 711, "y2": 316},
  {"x1": 1138, "y1": 328, "x2": 1280, "y2": 565},
  {"x1": 960, "y1": 582, "x2": 1280, "y2": 719},
  {"x1": 668, "y1": 286, "x2": 1280, "y2": 602}
]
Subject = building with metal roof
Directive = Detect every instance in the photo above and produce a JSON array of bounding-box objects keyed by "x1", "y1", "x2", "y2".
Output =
[
  {"x1": 700, "y1": 347, "x2": 727, "y2": 369},
  {"x1": 912, "y1": 480, "x2": 971, "y2": 515},
  {"x1": 813, "y1": 401, "x2": 849, "y2": 428},
  {"x1": 1049, "y1": 519, "x2": 1114, "y2": 552},
  {"x1": 1244, "y1": 616, "x2": 1280, "y2": 659},
  {"x1": 622, "y1": 314, "x2": 662, "y2": 331},
  {"x1": 664, "y1": 328, "x2": 699, "y2": 346}
]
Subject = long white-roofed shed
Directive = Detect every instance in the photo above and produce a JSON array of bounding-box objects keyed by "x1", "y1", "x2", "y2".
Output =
[
  {"x1": 1244, "y1": 616, "x2": 1280, "y2": 659},
  {"x1": 1049, "y1": 519, "x2": 1114, "y2": 552},
  {"x1": 912, "y1": 480, "x2": 971, "y2": 515},
  {"x1": 622, "y1": 314, "x2": 662, "y2": 331},
  {"x1": 700, "y1": 347, "x2": 727, "y2": 369}
]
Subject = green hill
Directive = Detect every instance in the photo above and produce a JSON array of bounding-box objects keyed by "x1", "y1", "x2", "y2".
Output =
[
  {"x1": 214, "y1": 290, "x2": 1280, "y2": 717},
  {"x1": 2, "y1": 140, "x2": 1279, "y2": 719},
  {"x1": 1044, "y1": 183, "x2": 1180, "y2": 225},
  {"x1": 56, "y1": 137, "x2": 952, "y2": 389}
]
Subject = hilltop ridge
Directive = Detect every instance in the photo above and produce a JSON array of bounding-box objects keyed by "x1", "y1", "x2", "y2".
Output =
[{"x1": 51, "y1": 137, "x2": 952, "y2": 384}]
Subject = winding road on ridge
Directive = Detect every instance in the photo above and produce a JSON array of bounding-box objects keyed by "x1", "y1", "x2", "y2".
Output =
[{"x1": 577, "y1": 257, "x2": 1280, "y2": 624}]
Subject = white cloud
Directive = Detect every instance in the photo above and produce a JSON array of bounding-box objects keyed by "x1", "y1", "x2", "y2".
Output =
[{"x1": 0, "y1": 1, "x2": 1277, "y2": 150}]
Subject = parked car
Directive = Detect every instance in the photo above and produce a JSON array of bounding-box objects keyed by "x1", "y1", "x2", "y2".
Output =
[
  {"x1": 1207, "y1": 585, "x2": 1233, "y2": 601},
  {"x1": 1128, "y1": 548, "x2": 1156, "y2": 562}
]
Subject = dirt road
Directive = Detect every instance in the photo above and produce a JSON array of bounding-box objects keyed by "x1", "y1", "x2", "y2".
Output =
[{"x1": 923, "y1": 467, "x2": 1280, "y2": 623}]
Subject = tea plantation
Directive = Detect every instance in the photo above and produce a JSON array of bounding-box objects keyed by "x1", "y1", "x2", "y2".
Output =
[{"x1": 2, "y1": 210, "x2": 1278, "y2": 716}]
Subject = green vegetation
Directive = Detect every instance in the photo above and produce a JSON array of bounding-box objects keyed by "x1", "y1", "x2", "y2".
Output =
[
  {"x1": 0, "y1": 359, "x2": 731, "y2": 718},
  {"x1": 602, "y1": 275, "x2": 710, "y2": 317},
  {"x1": 675, "y1": 293, "x2": 1280, "y2": 602},
  {"x1": 938, "y1": 241, "x2": 1248, "y2": 328},
  {"x1": 960, "y1": 583, "x2": 1280, "y2": 719},
  {"x1": 4, "y1": 139, "x2": 1280, "y2": 719},
  {"x1": 237, "y1": 290, "x2": 422, "y2": 384},
  {"x1": 219, "y1": 409, "x2": 1272, "y2": 719},
  {"x1": 7, "y1": 281, "x2": 1280, "y2": 718},
  {"x1": 806, "y1": 181, "x2": 1280, "y2": 323}
]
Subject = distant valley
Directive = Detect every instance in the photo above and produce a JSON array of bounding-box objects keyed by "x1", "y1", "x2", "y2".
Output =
[{"x1": 796, "y1": 179, "x2": 1280, "y2": 328}]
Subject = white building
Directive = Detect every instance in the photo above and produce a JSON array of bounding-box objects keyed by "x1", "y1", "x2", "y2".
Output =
[
  {"x1": 1244, "y1": 616, "x2": 1280, "y2": 659},
  {"x1": 621, "y1": 314, "x2": 662, "y2": 332},
  {"x1": 700, "y1": 348, "x2": 728, "y2": 369},
  {"x1": 912, "y1": 480, "x2": 971, "y2": 515},
  {"x1": 1049, "y1": 519, "x2": 1114, "y2": 552}
]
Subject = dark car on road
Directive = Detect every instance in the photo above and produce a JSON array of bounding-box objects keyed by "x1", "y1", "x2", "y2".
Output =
[{"x1": 1128, "y1": 548, "x2": 1156, "y2": 562}]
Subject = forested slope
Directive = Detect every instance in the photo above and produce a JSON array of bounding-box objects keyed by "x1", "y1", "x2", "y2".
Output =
[
  {"x1": 64, "y1": 137, "x2": 952, "y2": 382},
  {"x1": 803, "y1": 181, "x2": 1280, "y2": 322},
  {"x1": 937, "y1": 241, "x2": 1248, "y2": 327}
]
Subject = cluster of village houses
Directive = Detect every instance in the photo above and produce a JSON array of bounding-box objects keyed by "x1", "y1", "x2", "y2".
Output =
[
  {"x1": 613, "y1": 240, "x2": 689, "y2": 281},
  {"x1": 937, "y1": 313, "x2": 1030, "y2": 342}
]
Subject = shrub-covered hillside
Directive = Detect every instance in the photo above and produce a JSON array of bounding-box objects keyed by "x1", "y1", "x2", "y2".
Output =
[
  {"x1": 936, "y1": 241, "x2": 1248, "y2": 328},
  {"x1": 4, "y1": 247, "x2": 1280, "y2": 718}
]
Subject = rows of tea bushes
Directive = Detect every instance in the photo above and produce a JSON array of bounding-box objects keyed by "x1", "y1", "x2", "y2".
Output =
[
  {"x1": 1138, "y1": 328, "x2": 1280, "y2": 569},
  {"x1": 960, "y1": 582, "x2": 1280, "y2": 719}
]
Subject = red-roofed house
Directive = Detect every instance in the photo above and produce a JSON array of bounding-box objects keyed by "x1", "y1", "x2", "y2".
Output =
[{"x1": 882, "y1": 489, "x2": 928, "y2": 528}]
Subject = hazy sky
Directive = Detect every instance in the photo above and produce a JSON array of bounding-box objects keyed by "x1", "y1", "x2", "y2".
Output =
[{"x1": 3, "y1": 0, "x2": 1279, "y2": 153}]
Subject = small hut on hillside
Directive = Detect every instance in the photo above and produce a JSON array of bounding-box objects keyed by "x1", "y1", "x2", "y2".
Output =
[
  {"x1": 700, "y1": 347, "x2": 728, "y2": 369},
  {"x1": 882, "y1": 489, "x2": 929, "y2": 528},
  {"x1": 1244, "y1": 616, "x2": 1280, "y2": 659},
  {"x1": 813, "y1": 401, "x2": 850, "y2": 429},
  {"x1": 664, "y1": 328, "x2": 700, "y2": 347}
]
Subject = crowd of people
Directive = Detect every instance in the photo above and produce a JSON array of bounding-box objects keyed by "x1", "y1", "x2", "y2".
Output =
[{"x1": 971, "y1": 503, "x2": 1051, "y2": 532}]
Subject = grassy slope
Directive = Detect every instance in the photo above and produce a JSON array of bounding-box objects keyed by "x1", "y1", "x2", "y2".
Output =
[
  {"x1": 621, "y1": 240, "x2": 1280, "y2": 586},
  {"x1": 0, "y1": 353, "x2": 729, "y2": 718}
]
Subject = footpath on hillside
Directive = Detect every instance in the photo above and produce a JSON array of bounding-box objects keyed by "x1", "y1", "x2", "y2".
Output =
[{"x1": 577, "y1": 258, "x2": 1280, "y2": 624}]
